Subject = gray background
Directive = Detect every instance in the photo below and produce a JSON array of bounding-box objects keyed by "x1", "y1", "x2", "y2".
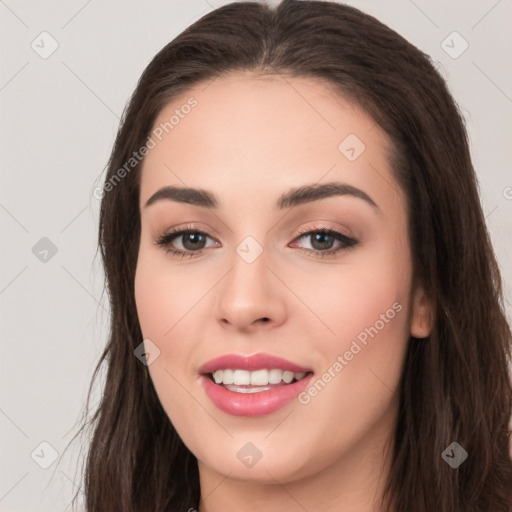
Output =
[{"x1": 1, "y1": 0, "x2": 511, "y2": 510}]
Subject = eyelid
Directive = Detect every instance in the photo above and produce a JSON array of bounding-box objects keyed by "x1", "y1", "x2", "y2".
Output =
[
  {"x1": 154, "y1": 221, "x2": 358, "y2": 258},
  {"x1": 154, "y1": 223, "x2": 219, "y2": 247},
  {"x1": 155, "y1": 222, "x2": 353, "y2": 244},
  {"x1": 290, "y1": 224, "x2": 358, "y2": 253},
  {"x1": 293, "y1": 222, "x2": 353, "y2": 239}
]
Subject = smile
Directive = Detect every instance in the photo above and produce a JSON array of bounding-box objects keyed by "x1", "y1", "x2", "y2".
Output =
[
  {"x1": 199, "y1": 353, "x2": 314, "y2": 417},
  {"x1": 211, "y1": 368, "x2": 307, "y2": 389}
]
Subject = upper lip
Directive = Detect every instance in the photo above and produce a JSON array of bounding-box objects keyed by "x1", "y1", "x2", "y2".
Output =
[{"x1": 199, "y1": 353, "x2": 312, "y2": 374}]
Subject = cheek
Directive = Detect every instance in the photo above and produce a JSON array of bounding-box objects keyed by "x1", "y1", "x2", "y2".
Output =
[
  {"x1": 298, "y1": 235, "x2": 412, "y2": 435},
  {"x1": 134, "y1": 251, "x2": 196, "y2": 393},
  {"x1": 310, "y1": 234, "x2": 412, "y2": 349},
  {"x1": 134, "y1": 248, "x2": 206, "y2": 340},
  {"x1": 134, "y1": 252, "x2": 209, "y2": 443}
]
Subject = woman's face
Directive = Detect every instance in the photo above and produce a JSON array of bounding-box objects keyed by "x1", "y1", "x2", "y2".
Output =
[{"x1": 135, "y1": 71, "x2": 431, "y2": 487}]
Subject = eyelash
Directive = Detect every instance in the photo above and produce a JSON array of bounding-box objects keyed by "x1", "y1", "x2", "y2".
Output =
[{"x1": 154, "y1": 223, "x2": 358, "y2": 260}]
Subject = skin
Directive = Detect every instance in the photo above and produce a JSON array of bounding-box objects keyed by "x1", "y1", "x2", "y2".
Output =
[{"x1": 134, "y1": 70, "x2": 433, "y2": 512}]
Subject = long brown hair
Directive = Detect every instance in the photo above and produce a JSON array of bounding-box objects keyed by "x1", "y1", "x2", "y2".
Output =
[{"x1": 69, "y1": 1, "x2": 512, "y2": 510}]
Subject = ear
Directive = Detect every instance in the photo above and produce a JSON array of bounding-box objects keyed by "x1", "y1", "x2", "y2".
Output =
[{"x1": 410, "y1": 285, "x2": 433, "y2": 338}]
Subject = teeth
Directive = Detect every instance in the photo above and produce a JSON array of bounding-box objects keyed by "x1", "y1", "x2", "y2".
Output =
[
  {"x1": 213, "y1": 370, "x2": 223, "y2": 384},
  {"x1": 282, "y1": 371, "x2": 294, "y2": 384},
  {"x1": 222, "y1": 369, "x2": 234, "y2": 384},
  {"x1": 269, "y1": 369, "x2": 282, "y2": 384},
  {"x1": 250, "y1": 369, "x2": 268, "y2": 386},
  {"x1": 211, "y1": 369, "x2": 308, "y2": 386},
  {"x1": 233, "y1": 369, "x2": 250, "y2": 385}
]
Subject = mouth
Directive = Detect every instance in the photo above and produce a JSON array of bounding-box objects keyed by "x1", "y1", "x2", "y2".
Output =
[
  {"x1": 198, "y1": 353, "x2": 314, "y2": 417},
  {"x1": 206, "y1": 368, "x2": 312, "y2": 393}
]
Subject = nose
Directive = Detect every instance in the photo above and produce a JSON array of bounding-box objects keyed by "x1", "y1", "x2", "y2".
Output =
[{"x1": 214, "y1": 244, "x2": 287, "y2": 333}]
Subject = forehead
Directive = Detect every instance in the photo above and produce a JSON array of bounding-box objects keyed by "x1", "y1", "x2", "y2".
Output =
[{"x1": 139, "y1": 71, "x2": 402, "y2": 213}]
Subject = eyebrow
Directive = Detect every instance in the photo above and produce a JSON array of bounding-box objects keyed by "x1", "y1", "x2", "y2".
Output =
[{"x1": 143, "y1": 182, "x2": 379, "y2": 211}]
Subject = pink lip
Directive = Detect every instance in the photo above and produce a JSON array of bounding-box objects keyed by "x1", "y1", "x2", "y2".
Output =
[
  {"x1": 198, "y1": 353, "x2": 312, "y2": 374},
  {"x1": 198, "y1": 353, "x2": 314, "y2": 417},
  {"x1": 200, "y1": 374, "x2": 314, "y2": 417}
]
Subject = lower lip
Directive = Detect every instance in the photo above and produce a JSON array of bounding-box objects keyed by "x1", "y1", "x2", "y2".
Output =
[{"x1": 200, "y1": 374, "x2": 314, "y2": 417}]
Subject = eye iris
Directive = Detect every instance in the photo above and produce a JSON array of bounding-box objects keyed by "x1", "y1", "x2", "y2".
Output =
[
  {"x1": 311, "y1": 232, "x2": 334, "y2": 251},
  {"x1": 182, "y1": 232, "x2": 206, "y2": 250}
]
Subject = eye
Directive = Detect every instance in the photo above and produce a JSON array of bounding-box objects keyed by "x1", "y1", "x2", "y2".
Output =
[
  {"x1": 154, "y1": 224, "x2": 358, "y2": 259},
  {"x1": 290, "y1": 226, "x2": 358, "y2": 258},
  {"x1": 154, "y1": 224, "x2": 218, "y2": 259}
]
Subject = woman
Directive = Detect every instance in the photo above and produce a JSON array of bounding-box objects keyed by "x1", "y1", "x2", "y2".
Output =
[{"x1": 74, "y1": 0, "x2": 512, "y2": 510}]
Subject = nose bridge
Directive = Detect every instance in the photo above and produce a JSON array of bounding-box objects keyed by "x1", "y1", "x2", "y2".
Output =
[
  {"x1": 224, "y1": 234, "x2": 272, "y2": 304},
  {"x1": 215, "y1": 233, "x2": 286, "y2": 329},
  {"x1": 235, "y1": 234, "x2": 266, "y2": 266}
]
